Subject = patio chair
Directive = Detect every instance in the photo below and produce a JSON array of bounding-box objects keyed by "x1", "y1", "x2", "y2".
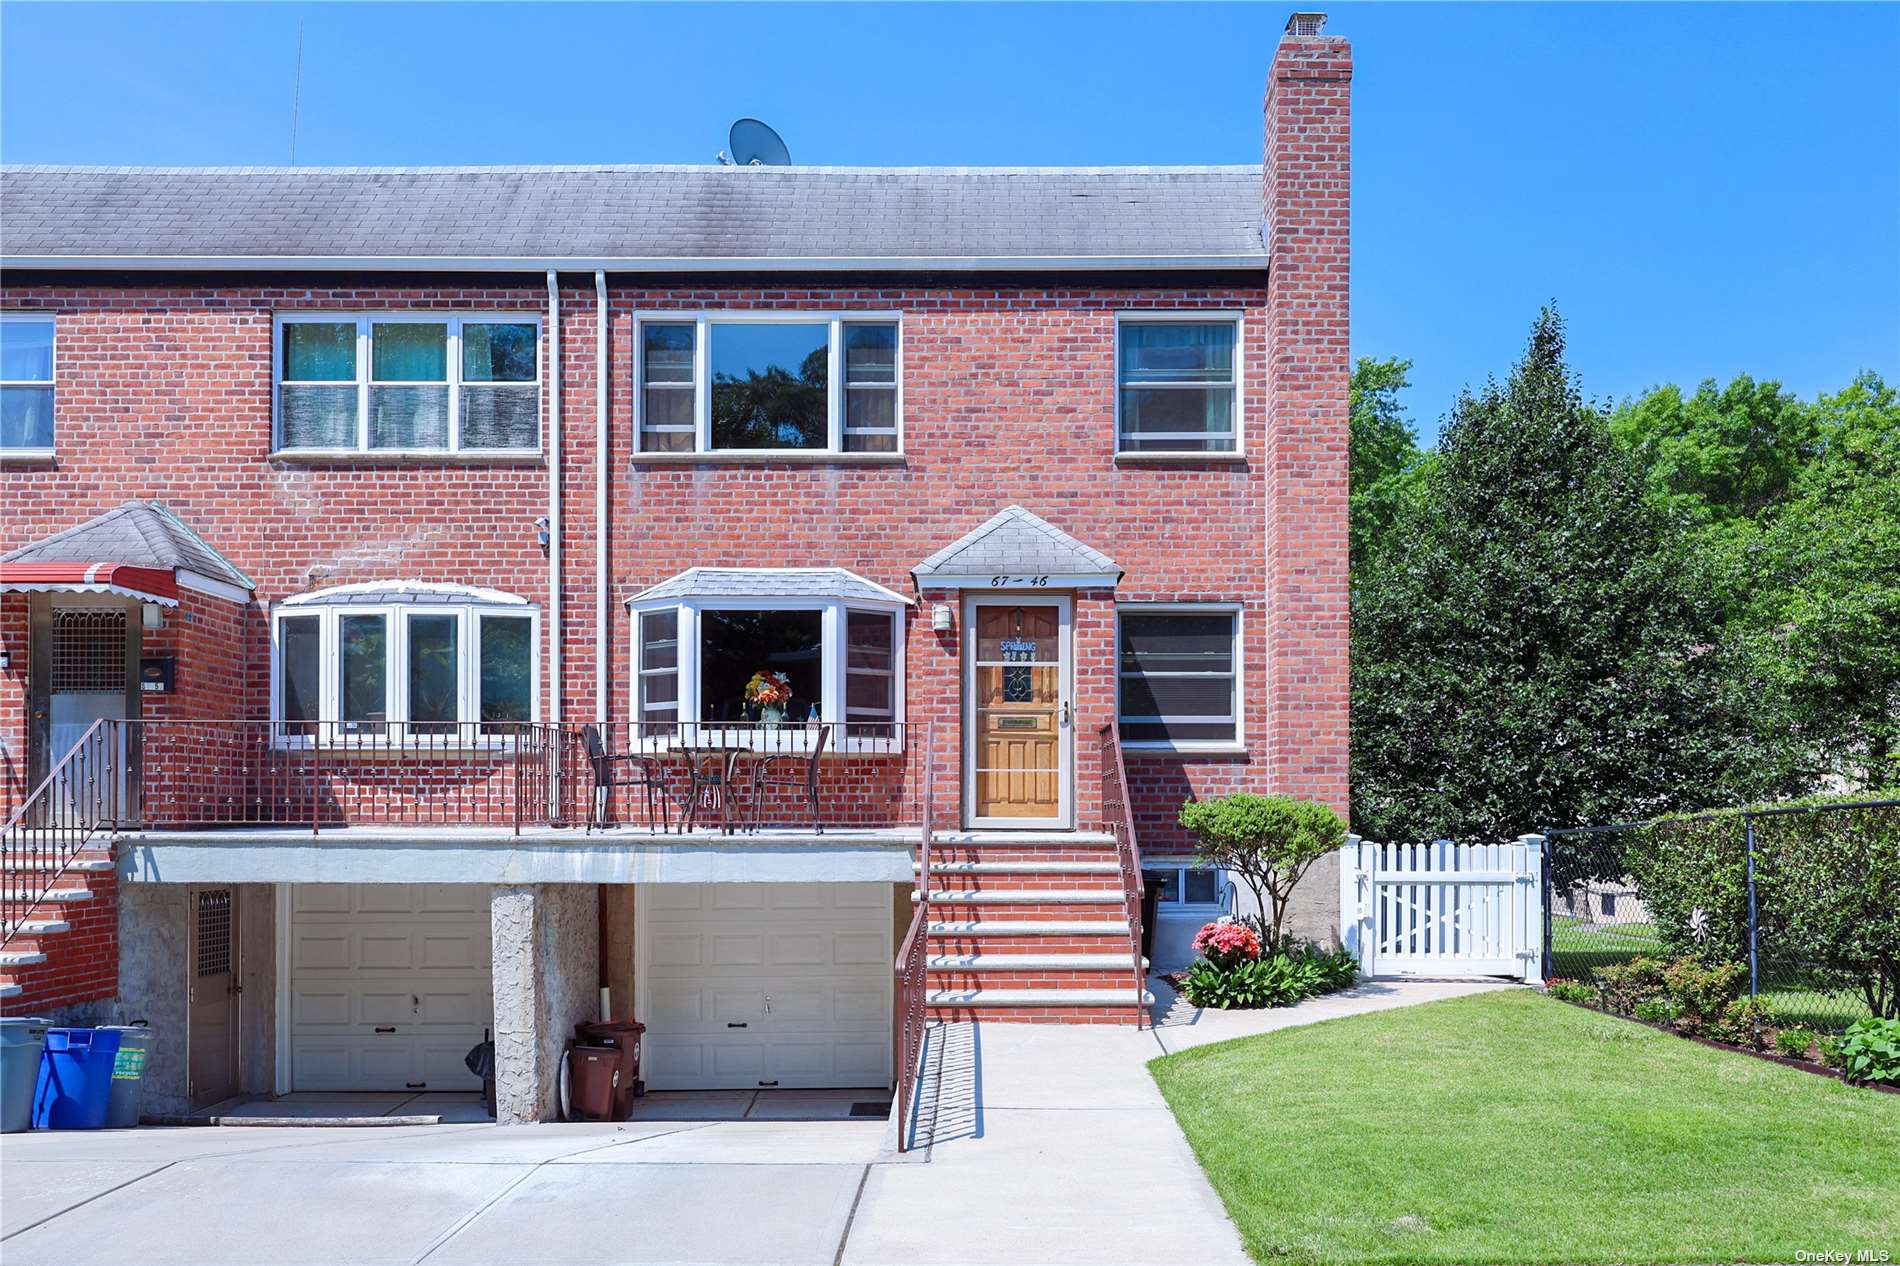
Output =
[
  {"x1": 748, "y1": 721, "x2": 829, "y2": 833},
  {"x1": 581, "y1": 724, "x2": 671, "y2": 833}
]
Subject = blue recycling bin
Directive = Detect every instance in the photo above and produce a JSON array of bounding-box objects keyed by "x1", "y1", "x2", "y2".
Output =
[{"x1": 32, "y1": 1028, "x2": 122, "y2": 1130}]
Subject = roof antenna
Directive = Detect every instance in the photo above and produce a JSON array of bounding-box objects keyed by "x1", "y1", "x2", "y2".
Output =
[{"x1": 288, "y1": 20, "x2": 305, "y2": 164}]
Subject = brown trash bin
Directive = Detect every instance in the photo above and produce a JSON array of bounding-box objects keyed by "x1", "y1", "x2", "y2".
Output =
[
  {"x1": 564, "y1": 1042, "x2": 621, "y2": 1122},
  {"x1": 575, "y1": 1020, "x2": 645, "y2": 1118}
]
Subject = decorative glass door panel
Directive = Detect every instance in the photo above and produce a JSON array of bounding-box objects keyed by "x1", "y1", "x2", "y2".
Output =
[{"x1": 969, "y1": 601, "x2": 1068, "y2": 824}]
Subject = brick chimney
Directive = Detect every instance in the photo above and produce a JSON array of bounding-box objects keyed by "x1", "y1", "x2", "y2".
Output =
[{"x1": 1263, "y1": 12, "x2": 1352, "y2": 815}]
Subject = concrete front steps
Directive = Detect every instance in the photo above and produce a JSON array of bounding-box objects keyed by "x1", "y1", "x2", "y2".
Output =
[
  {"x1": 0, "y1": 851, "x2": 110, "y2": 1007},
  {"x1": 916, "y1": 835, "x2": 1147, "y2": 1023}
]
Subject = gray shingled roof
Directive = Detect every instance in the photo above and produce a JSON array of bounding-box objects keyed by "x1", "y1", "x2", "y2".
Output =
[
  {"x1": 626, "y1": 567, "x2": 910, "y2": 606},
  {"x1": 0, "y1": 165, "x2": 1265, "y2": 267},
  {"x1": 913, "y1": 506, "x2": 1120, "y2": 581},
  {"x1": 2, "y1": 501, "x2": 254, "y2": 590}
]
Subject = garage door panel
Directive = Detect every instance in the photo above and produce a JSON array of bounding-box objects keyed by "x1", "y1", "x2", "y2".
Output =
[
  {"x1": 290, "y1": 883, "x2": 491, "y2": 1093},
  {"x1": 641, "y1": 883, "x2": 893, "y2": 1091}
]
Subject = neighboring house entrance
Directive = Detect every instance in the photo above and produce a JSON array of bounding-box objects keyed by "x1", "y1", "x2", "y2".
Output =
[
  {"x1": 44, "y1": 604, "x2": 133, "y2": 816},
  {"x1": 964, "y1": 597, "x2": 1071, "y2": 827},
  {"x1": 188, "y1": 886, "x2": 241, "y2": 1107},
  {"x1": 637, "y1": 882, "x2": 892, "y2": 1091},
  {"x1": 286, "y1": 884, "x2": 491, "y2": 1092}
]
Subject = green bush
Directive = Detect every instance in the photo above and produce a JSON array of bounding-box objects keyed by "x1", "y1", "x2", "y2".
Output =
[
  {"x1": 1179, "y1": 794, "x2": 1345, "y2": 946},
  {"x1": 1817, "y1": 1035, "x2": 1846, "y2": 1070},
  {"x1": 1177, "y1": 941, "x2": 1359, "y2": 1010},
  {"x1": 1633, "y1": 998, "x2": 1679, "y2": 1026},
  {"x1": 1592, "y1": 957, "x2": 1668, "y2": 1015},
  {"x1": 1774, "y1": 1026, "x2": 1817, "y2": 1060},
  {"x1": 1704, "y1": 996, "x2": 1771, "y2": 1050},
  {"x1": 1546, "y1": 979, "x2": 1598, "y2": 1005},
  {"x1": 1661, "y1": 957, "x2": 1747, "y2": 1035},
  {"x1": 1833, "y1": 1017, "x2": 1900, "y2": 1085}
]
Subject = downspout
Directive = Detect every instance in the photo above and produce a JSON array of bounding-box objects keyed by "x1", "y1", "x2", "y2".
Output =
[
  {"x1": 545, "y1": 270, "x2": 562, "y2": 727},
  {"x1": 594, "y1": 270, "x2": 609, "y2": 726},
  {"x1": 594, "y1": 269, "x2": 613, "y2": 1023}
]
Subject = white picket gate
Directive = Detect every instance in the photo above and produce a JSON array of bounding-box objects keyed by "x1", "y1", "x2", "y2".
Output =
[{"x1": 1338, "y1": 836, "x2": 1544, "y2": 982}]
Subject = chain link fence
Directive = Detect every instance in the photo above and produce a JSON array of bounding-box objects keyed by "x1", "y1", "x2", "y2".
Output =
[{"x1": 1543, "y1": 799, "x2": 1899, "y2": 1032}]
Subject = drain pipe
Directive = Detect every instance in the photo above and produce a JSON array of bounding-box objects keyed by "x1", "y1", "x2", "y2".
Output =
[
  {"x1": 594, "y1": 270, "x2": 609, "y2": 726},
  {"x1": 545, "y1": 270, "x2": 562, "y2": 727}
]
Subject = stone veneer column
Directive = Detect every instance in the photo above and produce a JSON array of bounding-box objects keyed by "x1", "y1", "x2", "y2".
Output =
[{"x1": 491, "y1": 883, "x2": 600, "y2": 1124}]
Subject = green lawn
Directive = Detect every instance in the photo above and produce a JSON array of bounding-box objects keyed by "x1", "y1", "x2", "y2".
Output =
[{"x1": 1149, "y1": 990, "x2": 1900, "y2": 1266}]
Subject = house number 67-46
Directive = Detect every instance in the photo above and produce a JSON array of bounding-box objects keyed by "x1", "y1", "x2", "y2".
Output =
[{"x1": 989, "y1": 576, "x2": 1050, "y2": 587}]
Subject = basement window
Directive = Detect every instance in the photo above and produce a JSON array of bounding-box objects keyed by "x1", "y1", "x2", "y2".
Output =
[
  {"x1": 275, "y1": 314, "x2": 542, "y2": 455},
  {"x1": 634, "y1": 314, "x2": 903, "y2": 456},
  {"x1": 272, "y1": 584, "x2": 538, "y2": 743}
]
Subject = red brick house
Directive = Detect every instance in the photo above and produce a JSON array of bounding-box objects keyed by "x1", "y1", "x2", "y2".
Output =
[{"x1": 0, "y1": 16, "x2": 1350, "y2": 1123}]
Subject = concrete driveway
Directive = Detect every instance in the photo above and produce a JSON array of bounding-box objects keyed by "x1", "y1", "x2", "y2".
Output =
[{"x1": 1, "y1": 981, "x2": 1510, "y2": 1266}]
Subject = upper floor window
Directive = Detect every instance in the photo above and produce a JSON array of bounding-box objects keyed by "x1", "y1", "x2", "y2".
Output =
[
  {"x1": 275, "y1": 314, "x2": 542, "y2": 455},
  {"x1": 1116, "y1": 316, "x2": 1240, "y2": 454},
  {"x1": 1117, "y1": 605, "x2": 1241, "y2": 748},
  {"x1": 1, "y1": 315, "x2": 56, "y2": 454},
  {"x1": 272, "y1": 583, "x2": 538, "y2": 743},
  {"x1": 635, "y1": 315, "x2": 902, "y2": 456}
]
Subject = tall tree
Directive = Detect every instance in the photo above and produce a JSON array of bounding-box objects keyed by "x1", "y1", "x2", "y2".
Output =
[
  {"x1": 1348, "y1": 356, "x2": 1426, "y2": 573},
  {"x1": 1350, "y1": 310, "x2": 1779, "y2": 842}
]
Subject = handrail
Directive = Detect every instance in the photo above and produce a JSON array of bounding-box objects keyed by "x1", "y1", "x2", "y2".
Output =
[
  {"x1": 1097, "y1": 723, "x2": 1149, "y2": 1029},
  {"x1": 2, "y1": 718, "x2": 119, "y2": 947},
  {"x1": 892, "y1": 721, "x2": 934, "y2": 1153}
]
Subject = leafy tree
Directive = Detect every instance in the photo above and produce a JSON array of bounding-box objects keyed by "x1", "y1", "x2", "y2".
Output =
[
  {"x1": 1178, "y1": 793, "x2": 1345, "y2": 946},
  {"x1": 1348, "y1": 356, "x2": 1427, "y2": 573},
  {"x1": 1350, "y1": 310, "x2": 1782, "y2": 844}
]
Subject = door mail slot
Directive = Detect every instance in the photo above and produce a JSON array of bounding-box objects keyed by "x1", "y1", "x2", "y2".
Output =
[
  {"x1": 374, "y1": 1026, "x2": 397, "y2": 1034},
  {"x1": 996, "y1": 716, "x2": 1041, "y2": 731},
  {"x1": 726, "y1": 1022, "x2": 748, "y2": 1029}
]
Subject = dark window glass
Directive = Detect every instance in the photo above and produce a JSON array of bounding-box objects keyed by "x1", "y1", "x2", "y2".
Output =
[
  {"x1": 340, "y1": 614, "x2": 387, "y2": 734},
  {"x1": 1117, "y1": 322, "x2": 1237, "y2": 453},
  {"x1": 408, "y1": 614, "x2": 459, "y2": 735},
  {"x1": 1183, "y1": 869, "x2": 1219, "y2": 904},
  {"x1": 698, "y1": 609, "x2": 823, "y2": 723},
  {"x1": 282, "y1": 322, "x2": 355, "y2": 381},
  {"x1": 637, "y1": 610, "x2": 679, "y2": 726},
  {"x1": 479, "y1": 616, "x2": 533, "y2": 732},
  {"x1": 279, "y1": 616, "x2": 321, "y2": 735},
  {"x1": 461, "y1": 323, "x2": 537, "y2": 382},
  {"x1": 710, "y1": 323, "x2": 828, "y2": 450},
  {"x1": 1143, "y1": 868, "x2": 1181, "y2": 903},
  {"x1": 1118, "y1": 611, "x2": 1238, "y2": 743}
]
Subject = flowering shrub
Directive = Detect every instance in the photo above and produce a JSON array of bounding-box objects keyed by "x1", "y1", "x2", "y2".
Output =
[{"x1": 1191, "y1": 921, "x2": 1262, "y2": 971}]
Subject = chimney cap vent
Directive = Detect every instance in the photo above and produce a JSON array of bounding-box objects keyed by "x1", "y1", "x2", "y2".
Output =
[{"x1": 1285, "y1": 11, "x2": 1327, "y2": 36}]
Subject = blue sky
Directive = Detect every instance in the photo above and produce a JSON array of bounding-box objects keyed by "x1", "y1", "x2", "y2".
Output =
[{"x1": 3, "y1": 2, "x2": 1895, "y2": 444}]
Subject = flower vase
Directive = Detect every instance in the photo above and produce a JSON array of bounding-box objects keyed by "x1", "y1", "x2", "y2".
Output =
[{"x1": 759, "y1": 705, "x2": 784, "y2": 730}]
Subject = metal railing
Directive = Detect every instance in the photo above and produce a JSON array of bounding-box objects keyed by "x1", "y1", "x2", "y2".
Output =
[
  {"x1": 1098, "y1": 723, "x2": 1149, "y2": 1029},
  {"x1": 2, "y1": 719, "x2": 120, "y2": 946},
  {"x1": 892, "y1": 721, "x2": 935, "y2": 1153}
]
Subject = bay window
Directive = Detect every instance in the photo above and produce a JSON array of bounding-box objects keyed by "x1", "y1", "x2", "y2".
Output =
[
  {"x1": 1116, "y1": 315, "x2": 1241, "y2": 454},
  {"x1": 634, "y1": 314, "x2": 902, "y2": 456},
  {"x1": 272, "y1": 585, "x2": 538, "y2": 742},
  {"x1": 1117, "y1": 605, "x2": 1241, "y2": 747},
  {"x1": 629, "y1": 568, "x2": 906, "y2": 747},
  {"x1": 276, "y1": 314, "x2": 542, "y2": 454}
]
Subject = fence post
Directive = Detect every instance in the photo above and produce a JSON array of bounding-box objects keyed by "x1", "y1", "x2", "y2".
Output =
[
  {"x1": 1744, "y1": 814, "x2": 1759, "y2": 998},
  {"x1": 1339, "y1": 835, "x2": 1374, "y2": 978},
  {"x1": 1516, "y1": 833, "x2": 1547, "y2": 985}
]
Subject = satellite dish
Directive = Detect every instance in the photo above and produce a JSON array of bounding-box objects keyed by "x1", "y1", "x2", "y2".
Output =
[{"x1": 727, "y1": 118, "x2": 791, "y2": 167}]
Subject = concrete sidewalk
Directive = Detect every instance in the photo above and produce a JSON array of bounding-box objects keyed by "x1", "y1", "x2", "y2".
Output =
[{"x1": 0, "y1": 980, "x2": 1512, "y2": 1265}]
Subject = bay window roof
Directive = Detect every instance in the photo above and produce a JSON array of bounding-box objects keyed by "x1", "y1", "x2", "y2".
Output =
[
  {"x1": 625, "y1": 567, "x2": 910, "y2": 608},
  {"x1": 281, "y1": 581, "x2": 532, "y2": 608}
]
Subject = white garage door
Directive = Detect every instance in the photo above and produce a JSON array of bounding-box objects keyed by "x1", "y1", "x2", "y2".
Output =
[
  {"x1": 640, "y1": 883, "x2": 893, "y2": 1091},
  {"x1": 289, "y1": 884, "x2": 492, "y2": 1092}
]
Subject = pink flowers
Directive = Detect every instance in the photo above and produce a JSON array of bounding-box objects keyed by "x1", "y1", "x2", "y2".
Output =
[{"x1": 1192, "y1": 920, "x2": 1262, "y2": 969}]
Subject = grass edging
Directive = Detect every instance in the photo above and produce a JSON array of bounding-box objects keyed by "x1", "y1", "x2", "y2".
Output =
[{"x1": 1543, "y1": 993, "x2": 1900, "y2": 1094}]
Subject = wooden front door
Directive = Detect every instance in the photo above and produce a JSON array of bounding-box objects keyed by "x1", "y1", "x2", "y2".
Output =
[
  {"x1": 966, "y1": 598, "x2": 1070, "y2": 827},
  {"x1": 188, "y1": 886, "x2": 241, "y2": 1107}
]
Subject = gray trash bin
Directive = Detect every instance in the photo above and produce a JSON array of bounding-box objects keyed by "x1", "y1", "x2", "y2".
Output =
[
  {"x1": 97, "y1": 1025, "x2": 154, "y2": 1128},
  {"x1": 1, "y1": 1017, "x2": 53, "y2": 1133}
]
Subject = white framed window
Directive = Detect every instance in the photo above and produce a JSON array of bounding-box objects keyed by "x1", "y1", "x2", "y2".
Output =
[
  {"x1": 631, "y1": 581, "x2": 906, "y2": 750},
  {"x1": 1144, "y1": 862, "x2": 1226, "y2": 912},
  {"x1": 274, "y1": 313, "x2": 542, "y2": 455},
  {"x1": 271, "y1": 585, "x2": 538, "y2": 744},
  {"x1": 1115, "y1": 313, "x2": 1242, "y2": 455},
  {"x1": 633, "y1": 313, "x2": 903, "y2": 456},
  {"x1": 1116, "y1": 604, "x2": 1242, "y2": 749},
  {"x1": 1, "y1": 313, "x2": 56, "y2": 454}
]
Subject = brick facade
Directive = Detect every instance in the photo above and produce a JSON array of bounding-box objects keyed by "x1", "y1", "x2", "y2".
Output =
[{"x1": 1, "y1": 23, "x2": 1351, "y2": 1019}]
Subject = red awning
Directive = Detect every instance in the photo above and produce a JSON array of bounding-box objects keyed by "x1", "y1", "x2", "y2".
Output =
[{"x1": 0, "y1": 562, "x2": 180, "y2": 605}]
